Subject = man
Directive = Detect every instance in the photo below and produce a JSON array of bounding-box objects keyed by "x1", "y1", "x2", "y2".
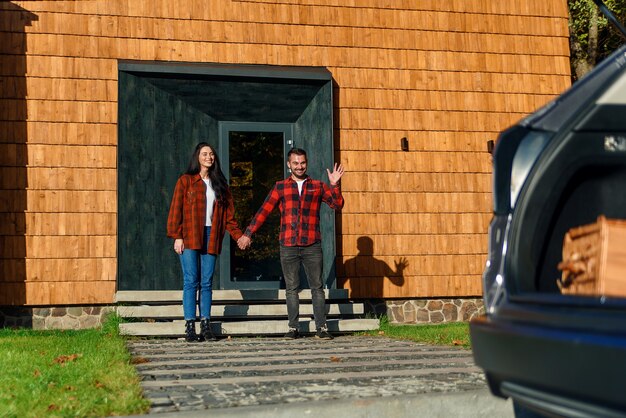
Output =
[{"x1": 238, "y1": 148, "x2": 344, "y2": 339}]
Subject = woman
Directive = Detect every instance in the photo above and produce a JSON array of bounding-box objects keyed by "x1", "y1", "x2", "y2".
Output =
[{"x1": 167, "y1": 142, "x2": 243, "y2": 342}]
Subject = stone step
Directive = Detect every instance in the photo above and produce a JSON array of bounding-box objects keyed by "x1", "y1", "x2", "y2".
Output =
[
  {"x1": 127, "y1": 337, "x2": 491, "y2": 415},
  {"x1": 119, "y1": 318, "x2": 379, "y2": 337},
  {"x1": 116, "y1": 289, "x2": 349, "y2": 303},
  {"x1": 117, "y1": 303, "x2": 364, "y2": 318},
  {"x1": 139, "y1": 357, "x2": 476, "y2": 377}
]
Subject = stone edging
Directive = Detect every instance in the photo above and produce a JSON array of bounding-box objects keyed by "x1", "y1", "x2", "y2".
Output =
[
  {"x1": 365, "y1": 298, "x2": 485, "y2": 324},
  {"x1": 0, "y1": 306, "x2": 114, "y2": 330}
]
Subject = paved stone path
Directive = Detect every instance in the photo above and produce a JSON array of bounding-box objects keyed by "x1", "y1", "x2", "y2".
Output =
[{"x1": 128, "y1": 335, "x2": 488, "y2": 414}]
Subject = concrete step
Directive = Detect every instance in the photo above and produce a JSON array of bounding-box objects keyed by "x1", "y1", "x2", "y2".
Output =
[
  {"x1": 117, "y1": 303, "x2": 364, "y2": 318},
  {"x1": 116, "y1": 289, "x2": 349, "y2": 303},
  {"x1": 119, "y1": 318, "x2": 379, "y2": 337}
]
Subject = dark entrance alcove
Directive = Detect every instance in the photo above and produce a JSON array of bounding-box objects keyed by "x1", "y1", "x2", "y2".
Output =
[{"x1": 118, "y1": 62, "x2": 335, "y2": 291}]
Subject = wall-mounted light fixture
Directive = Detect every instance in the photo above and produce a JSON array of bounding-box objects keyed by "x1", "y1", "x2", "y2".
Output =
[
  {"x1": 486, "y1": 140, "x2": 495, "y2": 154},
  {"x1": 401, "y1": 137, "x2": 409, "y2": 152}
]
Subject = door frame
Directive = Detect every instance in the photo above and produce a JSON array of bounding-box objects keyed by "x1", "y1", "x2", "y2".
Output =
[{"x1": 217, "y1": 121, "x2": 294, "y2": 289}]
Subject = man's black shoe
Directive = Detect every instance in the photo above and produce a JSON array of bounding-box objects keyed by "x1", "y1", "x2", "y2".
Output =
[
  {"x1": 315, "y1": 325, "x2": 334, "y2": 340},
  {"x1": 284, "y1": 328, "x2": 300, "y2": 339}
]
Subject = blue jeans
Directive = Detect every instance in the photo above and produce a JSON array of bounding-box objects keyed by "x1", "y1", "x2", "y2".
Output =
[
  {"x1": 280, "y1": 242, "x2": 326, "y2": 330},
  {"x1": 179, "y1": 226, "x2": 217, "y2": 321}
]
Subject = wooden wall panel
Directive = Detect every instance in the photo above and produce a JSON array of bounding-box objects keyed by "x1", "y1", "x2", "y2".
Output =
[
  {"x1": 1, "y1": 236, "x2": 116, "y2": 258},
  {"x1": 23, "y1": 122, "x2": 116, "y2": 145},
  {"x1": 342, "y1": 275, "x2": 482, "y2": 299},
  {"x1": 1, "y1": 77, "x2": 118, "y2": 102},
  {"x1": 331, "y1": 68, "x2": 570, "y2": 91},
  {"x1": 25, "y1": 236, "x2": 117, "y2": 258},
  {"x1": 27, "y1": 145, "x2": 116, "y2": 168},
  {"x1": 0, "y1": 259, "x2": 116, "y2": 283},
  {"x1": 1, "y1": 167, "x2": 117, "y2": 190},
  {"x1": 14, "y1": 1, "x2": 568, "y2": 37},
  {"x1": 339, "y1": 89, "x2": 558, "y2": 114},
  {"x1": 339, "y1": 150, "x2": 491, "y2": 173},
  {"x1": 341, "y1": 234, "x2": 487, "y2": 256},
  {"x1": 20, "y1": 12, "x2": 571, "y2": 56},
  {"x1": 22, "y1": 281, "x2": 116, "y2": 305},
  {"x1": 0, "y1": 191, "x2": 116, "y2": 212},
  {"x1": 24, "y1": 100, "x2": 117, "y2": 124},
  {"x1": 24, "y1": 213, "x2": 116, "y2": 236},
  {"x1": 24, "y1": 191, "x2": 117, "y2": 212},
  {"x1": 230, "y1": 0, "x2": 568, "y2": 17},
  {"x1": 341, "y1": 214, "x2": 492, "y2": 235},
  {"x1": 0, "y1": 0, "x2": 570, "y2": 304},
  {"x1": 342, "y1": 192, "x2": 492, "y2": 213},
  {"x1": 0, "y1": 142, "x2": 27, "y2": 166},
  {"x1": 340, "y1": 254, "x2": 486, "y2": 276},
  {"x1": 22, "y1": 56, "x2": 118, "y2": 79},
  {"x1": 0, "y1": 213, "x2": 116, "y2": 235},
  {"x1": 20, "y1": 34, "x2": 571, "y2": 81},
  {"x1": 341, "y1": 173, "x2": 491, "y2": 193},
  {"x1": 337, "y1": 130, "x2": 499, "y2": 152}
]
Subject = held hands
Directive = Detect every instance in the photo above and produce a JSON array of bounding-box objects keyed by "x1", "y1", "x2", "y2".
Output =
[
  {"x1": 327, "y1": 163, "x2": 345, "y2": 186},
  {"x1": 237, "y1": 235, "x2": 252, "y2": 250},
  {"x1": 174, "y1": 238, "x2": 184, "y2": 255},
  {"x1": 176, "y1": 237, "x2": 251, "y2": 253}
]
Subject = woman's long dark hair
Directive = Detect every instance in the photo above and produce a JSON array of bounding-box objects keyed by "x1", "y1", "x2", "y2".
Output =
[{"x1": 185, "y1": 142, "x2": 229, "y2": 204}]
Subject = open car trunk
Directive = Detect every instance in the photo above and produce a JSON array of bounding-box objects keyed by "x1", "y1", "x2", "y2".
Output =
[{"x1": 471, "y1": 40, "x2": 626, "y2": 417}]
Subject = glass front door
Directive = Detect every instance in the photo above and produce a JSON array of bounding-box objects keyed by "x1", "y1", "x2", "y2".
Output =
[{"x1": 218, "y1": 122, "x2": 292, "y2": 289}]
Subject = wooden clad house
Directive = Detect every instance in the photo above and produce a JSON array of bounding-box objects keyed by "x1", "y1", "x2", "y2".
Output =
[{"x1": 0, "y1": 0, "x2": 571, "y2": 327}]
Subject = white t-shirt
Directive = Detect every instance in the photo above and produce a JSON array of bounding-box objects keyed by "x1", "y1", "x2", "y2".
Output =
[
  {"x1": 296, "y1": 179, "x2": 306, "y2": 195},
  {"x1": 203, "y1": 178, "x2": 216, "y2": 226}
]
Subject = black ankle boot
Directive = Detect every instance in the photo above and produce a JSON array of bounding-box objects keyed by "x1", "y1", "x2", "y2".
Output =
[
  {"x1": 184, "y1": 320, "x2": 198, "y2": 342},
  {"x1": 200, "y1": 318, "x2": 217, "y2": 341}
]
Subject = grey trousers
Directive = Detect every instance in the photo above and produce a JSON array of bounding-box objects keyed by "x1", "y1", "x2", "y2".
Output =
[{"x1": 279, "y1": 242, "x2": 326, "y2": 330}]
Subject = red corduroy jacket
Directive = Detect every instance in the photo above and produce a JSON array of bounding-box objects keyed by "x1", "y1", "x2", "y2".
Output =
[{"x1": 167, "y1": 174, "x2": 243, "y2": 254}]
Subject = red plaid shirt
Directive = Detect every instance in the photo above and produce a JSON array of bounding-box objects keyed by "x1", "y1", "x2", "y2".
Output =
[{"x1": 244, "y1": 176, "x2": 343, "y2": 246}]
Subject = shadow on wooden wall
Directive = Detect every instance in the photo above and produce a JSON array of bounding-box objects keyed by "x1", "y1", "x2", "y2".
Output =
[
  {"x1": 339, "y1": 236, "x2": 408, "y2": 298},
  {"x1": 0, "y1": 3, "x2": 38, "y2": 308}
]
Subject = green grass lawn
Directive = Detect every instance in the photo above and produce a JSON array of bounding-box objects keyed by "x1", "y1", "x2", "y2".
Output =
[
  {"x1": 0, "y1": 315, "x2": 149, "y2": 418},
  {"x1": 364, "y1": 316, "x2": 471, "y2": 349}
]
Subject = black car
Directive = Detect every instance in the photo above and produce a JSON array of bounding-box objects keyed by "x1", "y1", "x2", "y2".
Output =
[{"x1": 469, "y1": 13, "x2": 626, "y2": 418}]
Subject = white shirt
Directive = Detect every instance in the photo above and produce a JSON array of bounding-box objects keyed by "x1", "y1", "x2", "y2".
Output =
[
  {"x1": 203, "y1": 178, "x2": 216, "y2": 226},
  {"x1": 296, "y1": 179, "x2": 305, "y2": 196}
]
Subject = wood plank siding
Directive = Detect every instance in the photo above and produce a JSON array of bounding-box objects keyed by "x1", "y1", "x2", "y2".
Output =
[{"x1": 0, "y1": 0, "x2": 571, "y2": 304}]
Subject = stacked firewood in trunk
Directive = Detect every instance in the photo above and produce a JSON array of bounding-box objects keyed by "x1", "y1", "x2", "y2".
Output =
[{"x1": 557, "y1": 216, "x2": 626, "y2": 298}]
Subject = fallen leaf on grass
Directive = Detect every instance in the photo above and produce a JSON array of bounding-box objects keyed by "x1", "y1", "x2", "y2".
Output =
[
  {"x1": 329, "y1": 356, "x2": 341, "y2": 363},
  {"x1": 452, "y1": 340, "x2": 463, "y2": 346},
  {"x1": 33, "y1": 369, "x2": 41, "y2": 378},
  {"x1": 47, "y1": 404, "x2": 60, "y2": 411},
  {"x1": 94, "y1": 380, "x2": 105, "y2": 389},
  {"x1": 378, "y1": 331, "x2": 385, "y2": 335},
  {"x1": 131, "y1": 356, "x2": 150, "y2": 365},
  {"x1": 53, "y1": 353, "x2": 81, "y2": 365}
]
